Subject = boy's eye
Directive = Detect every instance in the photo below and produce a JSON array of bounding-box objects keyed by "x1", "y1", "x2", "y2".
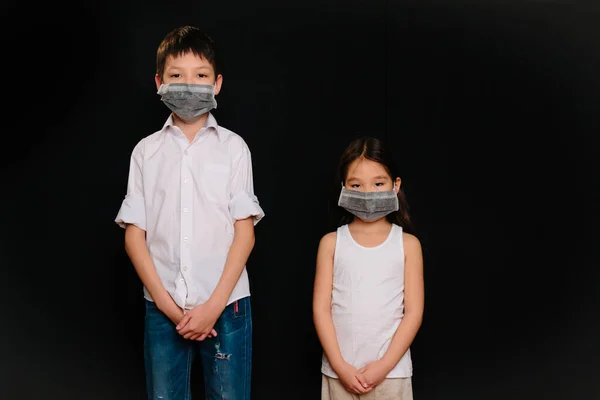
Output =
[
  {"x1": 351, "y1": 184, "x2": 360, "y2": 188},
  {"x1": 197, "y1": 74, "x2": 207, "y2": 78},
  {"x1": 375, "y1": 182, "x2": 385, "y2": 186}
]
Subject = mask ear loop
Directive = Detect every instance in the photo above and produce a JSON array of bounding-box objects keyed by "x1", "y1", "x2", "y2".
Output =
[
  {"x1": 391, "y1": 182, "x2": 400, "y2": 211},
  {"x1": 337, "y1": 182, "x2": 346, "y2": 206}
]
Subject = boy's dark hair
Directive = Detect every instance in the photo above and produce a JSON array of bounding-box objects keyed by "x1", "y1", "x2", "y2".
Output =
[
  {"x1": 156, "y1": 26, "x2": 219, "y2": 80},
  {"x1": 331, "y1": 136, "x2": 416, "y2": 234}
]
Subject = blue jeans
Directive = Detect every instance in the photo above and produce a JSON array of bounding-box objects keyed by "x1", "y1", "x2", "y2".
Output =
[{"x1": 144, "y1": 297, "x2": 252, "y2": 400}]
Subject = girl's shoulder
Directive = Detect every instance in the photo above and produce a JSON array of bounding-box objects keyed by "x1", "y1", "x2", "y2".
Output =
[
  {"x1": 318, "y1": 230, "x2": 338, "y2": 256},
  {"x1": 321, "y1": 224, "x2": 349, "y2": 242},
  {"x1": 320, "y1": 230, "x2": 338, "y2": 245},
  {"x1": 401, "y1": 230, "x2": 422, "y2": 254}
]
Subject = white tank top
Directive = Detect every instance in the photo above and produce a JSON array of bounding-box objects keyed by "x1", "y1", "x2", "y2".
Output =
[{"x1": 321, "y1": 223, "x2": 413, "y2": 378}]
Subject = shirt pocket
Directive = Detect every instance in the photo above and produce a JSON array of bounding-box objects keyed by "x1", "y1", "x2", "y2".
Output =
[{"x1": 201, "y1": 163, "x2": 230, "y2": 204}]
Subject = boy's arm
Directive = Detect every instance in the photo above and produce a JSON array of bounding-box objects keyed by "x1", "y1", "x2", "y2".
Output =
[
  {"x1": 208, "y1": 218, "x2": 255, "y2": 309},
  {"x1": 177, "y1": 140, "x2": 263, "y2": 340},
  {"x1": 357, "y1": 233, "x2": 424, "y2": 387},
  {"x1": 177, "y1": 217, "x2": 255, "y2": 340},
  {"x1": 115, "y1": 143, "x2": 183, "y2": 325},
  {"x1": 209, "y1": 141, "x2": 264, "y2": 310},
  {"x1": 125, "y1": 225, "x2": 184, "y2": 324}
]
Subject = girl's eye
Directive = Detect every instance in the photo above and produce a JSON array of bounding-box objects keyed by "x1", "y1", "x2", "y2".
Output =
[
  {"x1": 197, "y1": 74, "x2": 207, "y2": 78},
  {"x1": 375, "y1": 182, "x2": 385, "y2": 186},
  {"x1": 170, "y1": 74, "x2": 181, "y2": 78},
  {"x1": 351, "y1": 184, "x2": 360, "y2": 188}
]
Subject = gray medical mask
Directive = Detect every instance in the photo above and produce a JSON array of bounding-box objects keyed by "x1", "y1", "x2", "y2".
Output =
[
  {"x1": 157, "y1": 83, "x2": 217, "y2": 121},
  {"x1": 338, "y1": 185, "x2": 399, "y2": 222}
]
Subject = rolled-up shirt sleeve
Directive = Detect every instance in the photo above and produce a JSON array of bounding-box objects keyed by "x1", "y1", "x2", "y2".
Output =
[
  {"x1": 115, "y1": 141, "x2": 146, "y2": 230},
  {"x1": 229, "y1": 141, "x2": 264, "y2": 225}
]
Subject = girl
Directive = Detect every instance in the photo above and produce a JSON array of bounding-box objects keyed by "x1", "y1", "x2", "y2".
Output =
[{"x1": 313, "y1": 137, "x2": 424, "y2": 400}]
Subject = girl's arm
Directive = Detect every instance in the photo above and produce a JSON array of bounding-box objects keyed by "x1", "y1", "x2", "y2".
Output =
[
  {"x1": 313, "y1": 232, "x2": 346, "y2": 370},
  {"x1": 313, "y1": 232, "x2": 372, "y2": 395},
  {"x1": 378, "y1": 232, "x2": 425, "y2": 370}
]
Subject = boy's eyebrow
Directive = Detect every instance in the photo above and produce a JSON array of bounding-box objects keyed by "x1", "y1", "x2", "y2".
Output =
[{"x1": 165, "y1": 65, "x2": 211, "y2": 70}]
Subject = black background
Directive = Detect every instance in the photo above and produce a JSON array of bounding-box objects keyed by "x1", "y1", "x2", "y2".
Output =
[{"x1": 1, "y1": 1, "x2": 599, "y2": 399}]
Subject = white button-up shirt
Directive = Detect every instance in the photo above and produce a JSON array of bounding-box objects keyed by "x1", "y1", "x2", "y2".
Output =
[{"x1": 115, "y1": 113, "x2": 264, "y2": 310}]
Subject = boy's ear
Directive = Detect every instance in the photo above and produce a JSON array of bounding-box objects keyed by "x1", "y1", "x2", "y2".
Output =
[
  {"x1": 214, "y1": 74, "x2": 223, "y2": 95},
  {"x1": 155, "y1": 74, "x2": 163, "y2": 91}
]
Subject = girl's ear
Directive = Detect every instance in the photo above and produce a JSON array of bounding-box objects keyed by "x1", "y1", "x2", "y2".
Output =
[{"x1": 394, "y1": 177, "x2": 402, "y2": 193}]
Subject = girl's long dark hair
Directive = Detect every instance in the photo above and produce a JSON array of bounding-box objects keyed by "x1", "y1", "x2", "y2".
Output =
[{"x1": 329, "y1": 136, "x2": 416, "y2": 235}]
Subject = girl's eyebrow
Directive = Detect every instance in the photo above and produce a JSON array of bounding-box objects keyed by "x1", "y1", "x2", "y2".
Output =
[{"x1": 373, "y1": 175, "x2": 389, "y2": 180}]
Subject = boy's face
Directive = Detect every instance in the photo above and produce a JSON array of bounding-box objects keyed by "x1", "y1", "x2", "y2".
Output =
[
  {"x1": 345, "y1": 158, "x2": 401, "y2": 193},
  {"x1": 155, "y1": 51, "x2": 222, "y2": 94}
]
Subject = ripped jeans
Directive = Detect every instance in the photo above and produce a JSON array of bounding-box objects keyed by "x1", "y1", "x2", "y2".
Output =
[{"x1": 144, "y1": 297, "x2": 252, "y2": 400}]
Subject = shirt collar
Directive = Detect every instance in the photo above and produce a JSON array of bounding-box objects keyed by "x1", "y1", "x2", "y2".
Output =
[{"x1": 161, "y1": 112, "x2": 224, "y2": 142}]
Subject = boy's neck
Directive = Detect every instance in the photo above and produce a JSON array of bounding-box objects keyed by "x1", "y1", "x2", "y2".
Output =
[{"x1": 173, "y1": 112, "x2": 209, "y2": 143}]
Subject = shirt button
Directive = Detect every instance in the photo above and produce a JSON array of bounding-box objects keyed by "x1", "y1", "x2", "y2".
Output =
[
  {"x1": 184, "y1": 178, "x2": 189, "y2": 184},
  {"x1": 183, "y1": 208, "x2": 188, "y2": 213},
  {"x1": 183, "y1": 266, "x2": 188, "y2": 271},
  {"x1": 183, "y1": 237, "x2": 188, "y2": 242}
]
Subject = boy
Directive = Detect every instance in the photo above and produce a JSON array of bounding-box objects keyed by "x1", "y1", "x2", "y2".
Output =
[{"x1": 115, "y1": 26, "x2": 264, "y2": 400}]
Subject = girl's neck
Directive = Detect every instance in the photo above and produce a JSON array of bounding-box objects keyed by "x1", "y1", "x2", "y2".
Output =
[
  {"x1": 349, "y1": 217, "x2": 391, "y2": 233},
  {"x1": 173, "y1": 113, "x2": 209, "y2": 143}
]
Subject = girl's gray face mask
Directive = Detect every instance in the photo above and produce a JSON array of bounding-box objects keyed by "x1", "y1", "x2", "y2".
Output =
[
  {"x1": 338, "y1": 185, "x2": 399, "y2": 222},
  {"x1": 157, "y1": 83, "x2": 217, "y2": 121}
]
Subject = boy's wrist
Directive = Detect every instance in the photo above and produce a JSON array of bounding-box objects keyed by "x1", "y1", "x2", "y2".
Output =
[
  {"x1": 154, "y1": 291, "x2": 174, "y2": 310},
  {"x1": 207, "y1": 293, "x2": 228, "y2": 312}
]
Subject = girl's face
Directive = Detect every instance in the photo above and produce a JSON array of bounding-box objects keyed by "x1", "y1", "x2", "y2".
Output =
[{"x1": 344, "y1": 157, "x2": 401, "y2": 193}]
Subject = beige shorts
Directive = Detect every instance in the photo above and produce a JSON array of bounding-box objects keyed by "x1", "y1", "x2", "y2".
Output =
[{"x1": 322, "y1": 374, "x2": 413, "y2": 400}]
